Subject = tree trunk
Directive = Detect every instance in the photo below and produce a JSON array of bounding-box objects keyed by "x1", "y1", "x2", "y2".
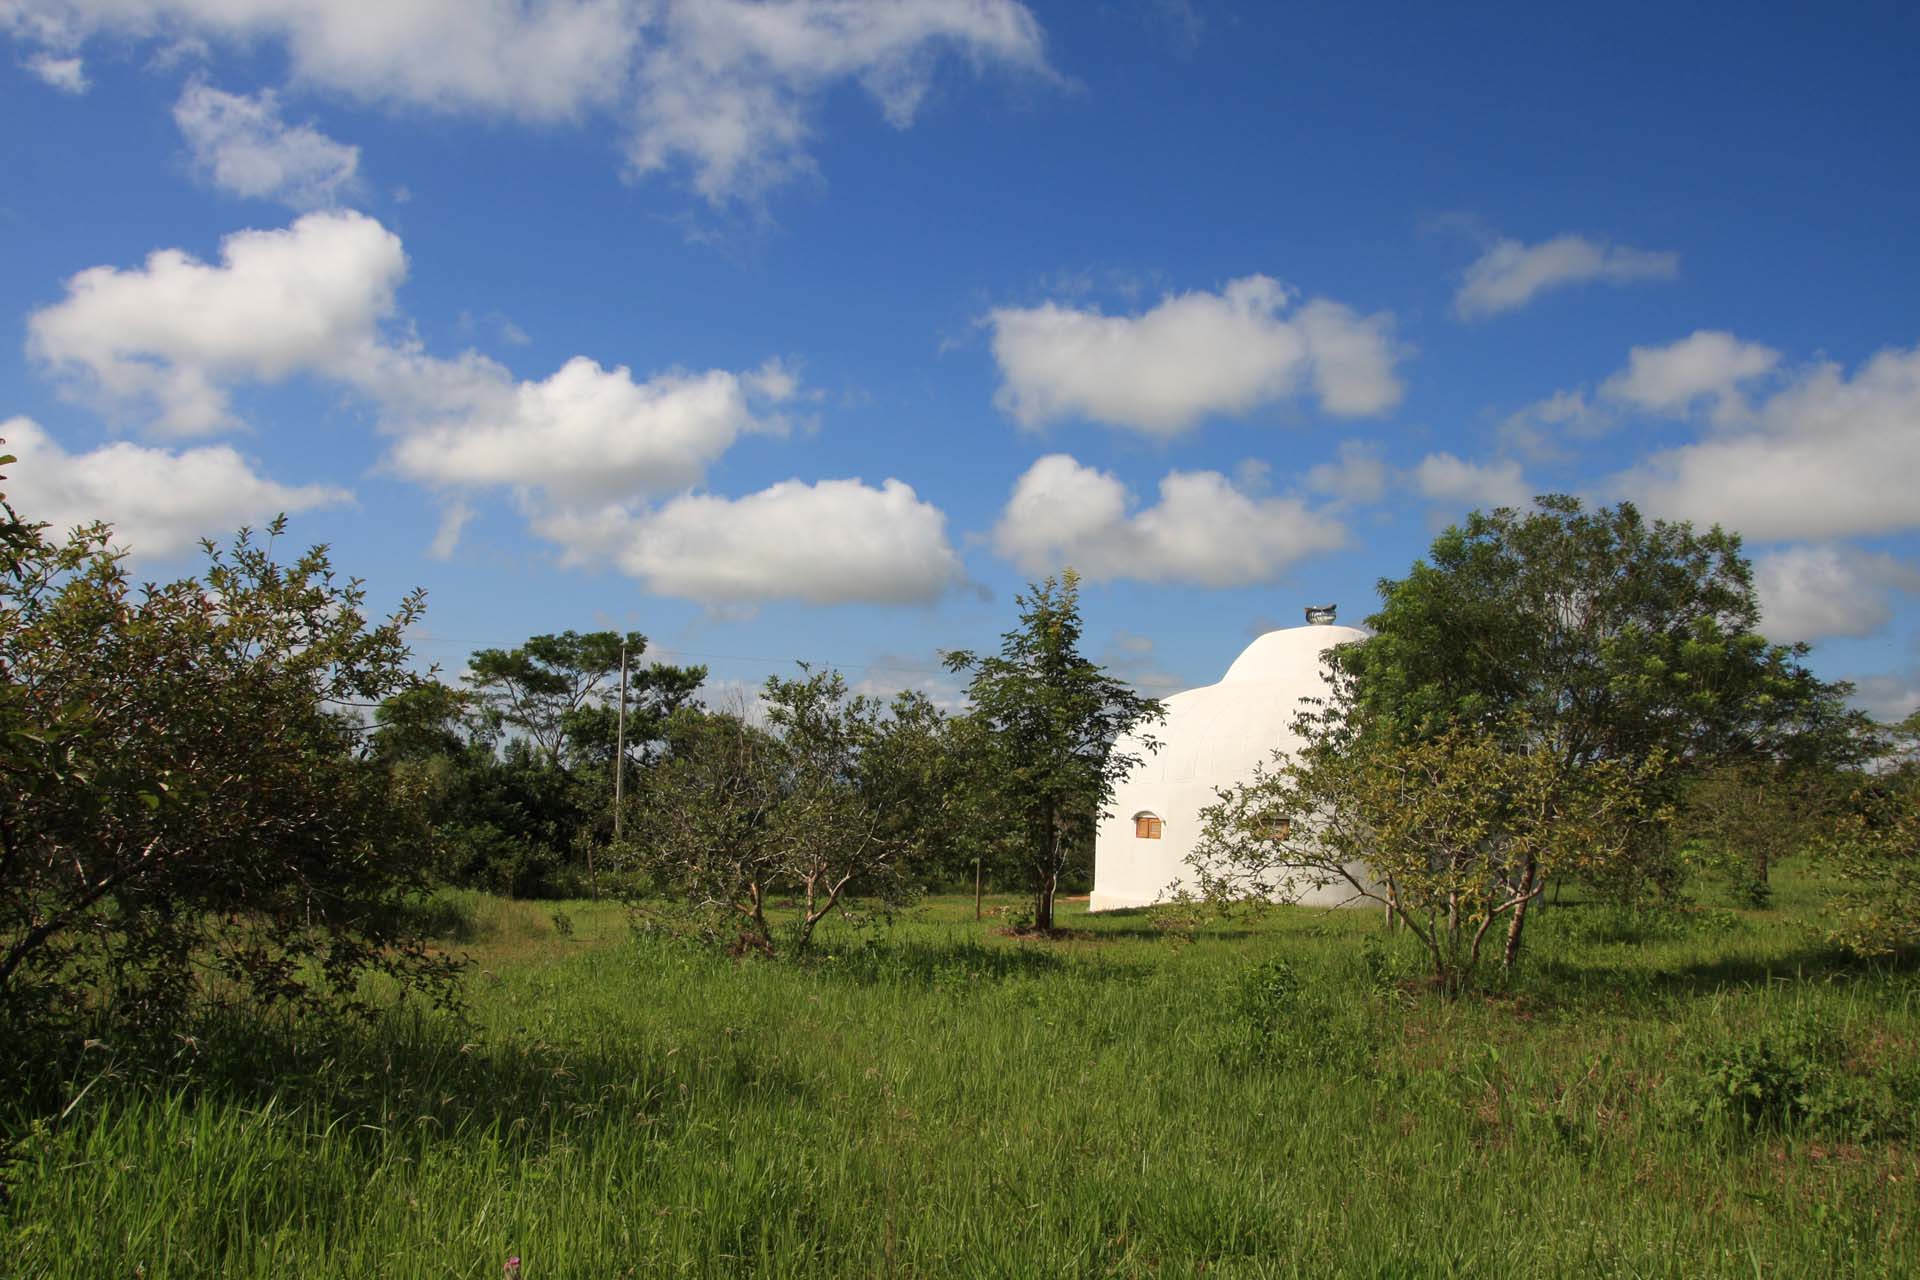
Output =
[
  {"x1": 1033, "y1": 805, "x2": 1057, "y2": 933},
  {"x1": 1503, "y1": 860, "x2": 1539, "y2": 972}
]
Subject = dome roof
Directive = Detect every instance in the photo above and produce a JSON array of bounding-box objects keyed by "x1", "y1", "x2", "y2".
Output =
[
  {"x1": 1095, "y1": 622, "x2": 1376, "y2": 912},
  {"x1": 1219, "y1": 623, "x2": 1369, "y2": 684},
  {"x1": 1112, "y1": 624, "x2": 1367, "y2": 785}
]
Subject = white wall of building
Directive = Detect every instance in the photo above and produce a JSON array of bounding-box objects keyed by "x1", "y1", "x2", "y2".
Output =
[{"x1": 1091, "y1": 623, "x2": 1370, "y2": 912}]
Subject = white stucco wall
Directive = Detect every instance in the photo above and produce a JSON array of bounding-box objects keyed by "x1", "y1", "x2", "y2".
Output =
[{"x1": 1090, "y1": 623, "x2": 1370, "y2": 912}]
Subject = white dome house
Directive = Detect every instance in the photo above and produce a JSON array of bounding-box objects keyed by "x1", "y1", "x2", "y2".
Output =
[{"x1": 1091, "y1": 607, "x2": 1369, "y2": 912}]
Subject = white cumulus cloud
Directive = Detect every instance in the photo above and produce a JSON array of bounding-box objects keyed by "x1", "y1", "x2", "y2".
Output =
[
  {"x1": 1752, "y1": 544, "x2": 1920, "y2": 644},
  {"x1": 5, "y1": 0, "x2": 1055, "y2": 203},
  {"x1": 24, "y1": 212, "x2": 796, "y2": 513},
  {"x1": 1494, "y1": 331, "x2": 1783, "y2": 462},
  {"x1": 1454, "y1": 234, "x2": 1679, "y2": 319},
  {"x1": 1304, "y1": 440, "x2": 1389, "y2": 506},
  {"x1": 387, "y1": 358, "x2": 794, "y2": 504},
  {"x1": 986, "y1": 276, "x2": 1402, "y2": 436},
  {"x1": 991, "y1": 453, "x2": 1347, "y2": 586},
  {"x1": 532, "y1": 477, "x2": 966, "y2": 606},
  {"x1": 629, "y1": 0, "x2": 1053, "y2": 202},
  {"x1": 26, "y1": 210, "x2": 406, "y2": 435},
  {"x1": 1, "y1": 416, "x2": 349, "y2": 558},
  {"x1": 6, "y1": 0, "x2": 641, "y2": 120},
  {"x1": 174, "y1": 82, "x2": 362, "y2": 209},
  {"x1": 1496, "y1": 388, "x2": 1612, "y2": 461},
  {"x1": 1601, "y1": 330, "x2": 1779, "y2": 424},
  {"x1": 1613, "y1": 341, "x2": 1920, "y2": 541},
  {"x1": 1851, "y1": 670, "x2": 1920, "y2": 724},
  {"x1": 1412, "y1": 453, "x2": 1532, "y2": 514}
]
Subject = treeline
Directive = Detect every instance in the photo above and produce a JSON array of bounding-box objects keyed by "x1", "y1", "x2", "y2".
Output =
[
  {"x1": 368, "y1": 642, "x2": 1007, "y2": 905},
  {"x1": 3, "y1": 431, "x2": 1916, "y2": 1039},
  {"x1": 368, "y1": 570, "x2": 1154, "y2": 949}
]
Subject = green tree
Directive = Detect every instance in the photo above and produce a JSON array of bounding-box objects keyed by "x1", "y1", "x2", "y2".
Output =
[
  {"x1": 451, "y1": 633, "x2": 702, "y2": 895},
  {"x1": 0, "y1": 500, "x2": 458, "y2": 1030},
  {"x1": 1824, "y1": 712, "x2": 1920, "y2": 956},
  {"x1": 944, "y1": 572, "x2": 1163, "y2": 933},
  {"x1": 856, "y1": 691, "x2": 1013, "y2": 893},
  {"x1": 1191, "y1": 718, "x2": 1671, "y2": 992},
  {"x1": 1325, "y1": 495, "x2": 1861, "y2": 905},
  {"x1": 369, "y1": 679, "x2": 476, "y2": 765},
  {"x1": 628, "y1": 669, "x2": 921, "y2": 954},
  {"x1": 465, "y1": 630, "x2": 703, "y2": 772},
  {"x1": 1676, "y1": 760, "x2": 1852, "y2": 908}
]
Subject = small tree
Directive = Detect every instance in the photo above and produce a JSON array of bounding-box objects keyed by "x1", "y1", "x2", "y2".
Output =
[
  {"x1": 944, "y1": 572, "x2": 1163, "y2": 933},
  {"x1": 452, "y1": 634, "x2": 702, "y2": 894},
  {"x1": 628, "y1": 669, "x2": 919, "y2": 955},
  {"x1": 1823, "y1": 713, "x2": 1920, "y2": 956},
  {"x1": 0, "y1": 495, "x2": 459, "y2": 1030},
  {"x1": 1191, "y1": 719, "x2": 1670, "y2": 993},
  {"x1": 1676, "y1": 760, "x2": 1850, "y2": 908}
]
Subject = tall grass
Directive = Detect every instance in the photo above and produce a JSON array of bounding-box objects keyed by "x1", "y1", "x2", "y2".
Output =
[{"x1": 4, "y1": 867, "x2": 1915, "y2": 1277}]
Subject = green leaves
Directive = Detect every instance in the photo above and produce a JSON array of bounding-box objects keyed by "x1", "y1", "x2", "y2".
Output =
[
  {"x1": 464, "y1": 630, "x2": 704, "y2": 772},
  {"x1": 944, "y1": 572, "x2": 1164, "y2": 931},
  {"x1": 1195, "y1": 713, "x2": 1672, "y2": 992},
  {"x1": 1319, "y1": 494, "x2": 1862, "y2": 908},
  {"x1": 626, "y1": 668, "x2": 925, "y2": 955},
  {"x1": 0, "y1": 508, "x2": 459, "y2": 1030}
]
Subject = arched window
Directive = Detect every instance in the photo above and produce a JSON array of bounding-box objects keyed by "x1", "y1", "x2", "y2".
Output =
[{"x1": 1134, "y1": 812, "x2": 1163, "y2": 840}]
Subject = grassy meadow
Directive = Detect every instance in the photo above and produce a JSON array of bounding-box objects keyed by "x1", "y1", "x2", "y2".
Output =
[{"x1": 4, "y1": 866, "x2": 1916, "y2": 1278}]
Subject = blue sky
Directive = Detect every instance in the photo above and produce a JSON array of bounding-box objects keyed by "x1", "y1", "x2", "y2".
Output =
[{"x1": 4, "y1": 0, "x2": 1917, "y2": 718}]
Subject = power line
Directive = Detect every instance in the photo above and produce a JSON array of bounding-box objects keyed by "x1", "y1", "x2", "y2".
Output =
[{"x1": 401, "y1": 633, "x2": 960, "y2": 680}]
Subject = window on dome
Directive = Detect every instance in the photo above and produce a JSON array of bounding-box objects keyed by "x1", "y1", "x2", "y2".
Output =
[{"x1": 1133, "y1": 812, "x2": 1163, "y2": 840}]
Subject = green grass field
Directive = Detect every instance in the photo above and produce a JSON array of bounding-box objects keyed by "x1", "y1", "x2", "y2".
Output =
[{"x1": 4, "y1": 867, "x2": 1916, "y2": 1278}]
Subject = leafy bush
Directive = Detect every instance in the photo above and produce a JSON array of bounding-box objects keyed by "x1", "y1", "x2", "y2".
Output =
[
  {"x1": 1222, "y1": 957, "x2": 1371, "y2": 1071},
  {"x1": 1353, "y1": 936, "x2": 1425, "y2": 998},
  {"x1": 1823, "y1": 746, "x2": 1920, "y2": 957},
  {"x1": 1666, "y1": 1015, "x2": 1910, "y2": 1141},
  {"x1": 1671, "y1": 1037, "x2": 1853, "y2": 1136},
  {"x1": 0, "y1": 501, "x2": 459, "y2": 1031}
]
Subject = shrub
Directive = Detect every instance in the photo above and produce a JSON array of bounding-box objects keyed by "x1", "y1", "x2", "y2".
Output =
[
  {"x1": 1666, "y1": 1016, "x2": 1902, "y2": 1142},
  {"x1": 1823, "y1": 744, "x2": 1920, "y2": 957},
  {"x1": 1222, "y1": 957, "x2": 1371, "y2": 1071},
  {"x1": 0, "y1": 501, "x2": 459, "y2": 1031}
]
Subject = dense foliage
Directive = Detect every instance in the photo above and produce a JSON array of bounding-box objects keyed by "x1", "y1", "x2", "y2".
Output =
[
  {"x1": 1193, "y1": 717, "x2": 1673, "y2": 990},
  {"x1": 1824, "y1": 712, "x2": 1920, "y2": 956},
  {"x1": 944, "y1": 571, "x2": 1164, "y2": 932},
  {"x1": 370, "y1": 634, "x2": 705, "y2": 897},
  {"x1": 1328, "y1": 496, "x2": 1858, "y2": 776},
  {"x1": 625, "y1": 669, "x2": 964, "y2": 954},
  {"x1": 0, "y1": 493, "x2": 458, "y2": 1030},
  {"x1": 1191, "y1": 497, "x2": 1865, "y2": 985}
]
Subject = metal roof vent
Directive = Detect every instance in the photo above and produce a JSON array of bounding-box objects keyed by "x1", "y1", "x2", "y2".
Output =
[{"x1": 1304, "y1": 603, "x2": 1338, "y2": 626}]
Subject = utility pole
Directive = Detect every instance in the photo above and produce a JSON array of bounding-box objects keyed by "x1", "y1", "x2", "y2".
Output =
[{"x1": 613, "y1": 637, "x2": 629, "y2": 845}]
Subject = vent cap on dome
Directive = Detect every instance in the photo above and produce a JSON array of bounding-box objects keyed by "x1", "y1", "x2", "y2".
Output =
[{"x1": 1304, "y1": 603, "x2": 1338, "y2": 626}]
